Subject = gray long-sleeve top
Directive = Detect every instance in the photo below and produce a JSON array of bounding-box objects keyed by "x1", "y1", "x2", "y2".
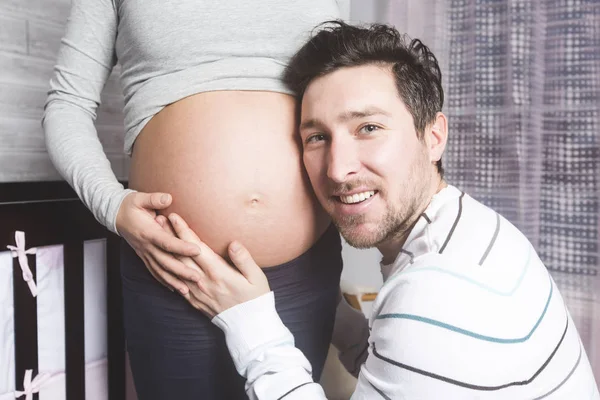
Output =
[{"x1": 43, "y1": 0, "x2": 347, "y2": 233}]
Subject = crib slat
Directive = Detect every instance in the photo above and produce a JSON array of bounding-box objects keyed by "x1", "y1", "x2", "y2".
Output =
[
  {"x1": 12, "y1": 250, "x2": 39, "y2": 400},
  {"x1": 64, "y1": 241, "x2": 85, "y2": 400},
  {"x1": 107, "y1": 235, "x2": 126, "y2": 400}
]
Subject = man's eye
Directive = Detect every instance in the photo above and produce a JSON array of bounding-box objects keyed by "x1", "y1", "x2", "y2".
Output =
[
  {"x1": 359, "y1": 124, "x2": 380, "y2": 134},
  {"x1": 306, "y1": 134, "x2": 326, "y2": 144}
]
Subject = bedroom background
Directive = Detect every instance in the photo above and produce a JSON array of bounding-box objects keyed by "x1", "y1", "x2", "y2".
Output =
[{"x1": 0, "y1": 0, "x2": 598, "y2": 399}]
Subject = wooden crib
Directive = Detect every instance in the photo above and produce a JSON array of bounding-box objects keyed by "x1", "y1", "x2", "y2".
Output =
[{"x1": 0, "y1": 181, "x2": 125, "y2": 400}]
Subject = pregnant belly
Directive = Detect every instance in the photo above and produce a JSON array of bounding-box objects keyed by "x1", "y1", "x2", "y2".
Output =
[{"x1": 128, "y1": 91, "x2": 331, "y2": 267}]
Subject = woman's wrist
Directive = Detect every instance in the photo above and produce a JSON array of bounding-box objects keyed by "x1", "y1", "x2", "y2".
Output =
[{"x1": 110, "y1": 188, "x2": 137, "y2": 235}]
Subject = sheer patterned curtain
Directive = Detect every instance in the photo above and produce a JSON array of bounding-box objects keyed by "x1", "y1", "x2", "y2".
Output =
[{"x1": 374, "y1": 0, "x2": 600, "y2": 383}]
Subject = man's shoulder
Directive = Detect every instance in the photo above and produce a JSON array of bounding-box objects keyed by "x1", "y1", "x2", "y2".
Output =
[
  {"x1": 372, "y1": 249, "x2": 562, "y2": 348},
  {"x1": 428, "y1": 190, "x2": 533, "y2": 265},
  {"x1": 367, "y1": 254, "x2": 582, "y2": 396}
]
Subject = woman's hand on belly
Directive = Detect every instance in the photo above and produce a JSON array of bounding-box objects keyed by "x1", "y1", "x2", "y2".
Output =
[
  {"x1": 156, "y1": 213, "x2": 270, "y2": 318},
  {"x1": 116, "y1": 191, "x2": 204, "y2": 294}
]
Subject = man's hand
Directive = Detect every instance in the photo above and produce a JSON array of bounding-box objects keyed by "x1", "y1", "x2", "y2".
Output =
[
  {"x1": 155, "y1": 213, "x2": 270, "y2": 318},
  {"x1": 116, "y1": 191, "x2": 202, "y2": 294}
]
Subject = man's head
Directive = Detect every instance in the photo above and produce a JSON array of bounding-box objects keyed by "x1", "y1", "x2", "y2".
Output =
[{"x1": 284, "y1": 21, "x2": 448, "y2": 249}]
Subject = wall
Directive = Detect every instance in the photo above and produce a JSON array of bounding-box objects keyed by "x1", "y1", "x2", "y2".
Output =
[{"x1": 0, "y1": 0, "x2": 129, "y2": 182}]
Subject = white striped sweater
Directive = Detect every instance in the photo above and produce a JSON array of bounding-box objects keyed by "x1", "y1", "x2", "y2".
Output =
[{"x1": 212, "y1": 185, "x2": 600, "y2": 399}]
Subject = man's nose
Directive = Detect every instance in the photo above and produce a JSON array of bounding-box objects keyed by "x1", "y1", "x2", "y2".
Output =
[{"x1": 326, "y1": 138, "x2": 360, "y2": 183}]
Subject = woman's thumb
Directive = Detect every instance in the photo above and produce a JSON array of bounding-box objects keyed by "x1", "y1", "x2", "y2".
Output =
[{"x1": 139, "y1": 192, "x2": 172, "y2": 210}]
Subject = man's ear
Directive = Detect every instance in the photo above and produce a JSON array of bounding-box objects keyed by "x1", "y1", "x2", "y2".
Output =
[{"x1": 425, "y1": 112, "x2": 448, "y2": 164}]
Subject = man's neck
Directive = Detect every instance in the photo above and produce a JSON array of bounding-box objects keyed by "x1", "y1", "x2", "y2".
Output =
[{"x1": 378, "y1": 179, "x2": 447, "y2": 265}]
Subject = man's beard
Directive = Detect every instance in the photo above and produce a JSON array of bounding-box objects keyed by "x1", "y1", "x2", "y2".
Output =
[
  {"x1": 333, "y1": 149, "x2": 433, "y2": 249},
  {"x1": 334, "y1": 197, "x2": 423, "y2": 249}
]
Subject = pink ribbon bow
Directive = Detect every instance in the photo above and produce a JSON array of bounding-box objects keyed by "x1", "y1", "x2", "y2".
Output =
[
  {"x1": 6, "y1": 231, "x2": 38, "y2": 297},
  {"x1": 14, "y1": 369, "x2": 50, "y2": 400}
]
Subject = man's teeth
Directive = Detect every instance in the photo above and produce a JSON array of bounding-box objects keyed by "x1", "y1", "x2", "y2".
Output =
[{"x1": 340, "y1": 191, "x2": 376, "y2": 204}]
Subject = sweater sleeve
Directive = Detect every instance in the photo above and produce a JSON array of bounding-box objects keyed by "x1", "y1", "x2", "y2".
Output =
[
  {"x1": 212, "y1": 292, "x2": 388, "y2": 400},
  {"x1": 212, "y1": 292, "x2": 327, "y2": 400},
  {"x1": 210, "y1": 276, "x2": 489, "y2": 399},
  {"x1": 42, "y1": 0, "x2": 134, "y2": 234}
]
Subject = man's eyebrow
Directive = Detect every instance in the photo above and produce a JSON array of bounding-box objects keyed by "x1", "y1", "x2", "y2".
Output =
[
  {"x1": 299, "y1": 118, "x2": 322, "y2": 131},
  {"x1": 338, "y1": 107, "x2": 392, "y2": 122},
  {"x1": 299, "y1": 107, "x2": 391, "y2": 132}
]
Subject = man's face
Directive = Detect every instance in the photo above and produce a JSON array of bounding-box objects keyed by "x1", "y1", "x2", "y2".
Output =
[{"x1": 300, "y1": 64, "x2": 444, "y2": 248}]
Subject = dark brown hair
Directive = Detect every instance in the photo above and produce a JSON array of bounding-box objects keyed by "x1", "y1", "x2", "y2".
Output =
[{"x1": 284, "y1": 20, "x2": 445, "y2": 174}]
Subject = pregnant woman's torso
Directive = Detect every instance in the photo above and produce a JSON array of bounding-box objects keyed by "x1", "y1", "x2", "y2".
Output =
[
  {"x1": 129, "y1": 91, "x2": 330, "y2": 267},
  {"x1": 118, "y1": 1, "x2": 343, "y2": 266}
]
